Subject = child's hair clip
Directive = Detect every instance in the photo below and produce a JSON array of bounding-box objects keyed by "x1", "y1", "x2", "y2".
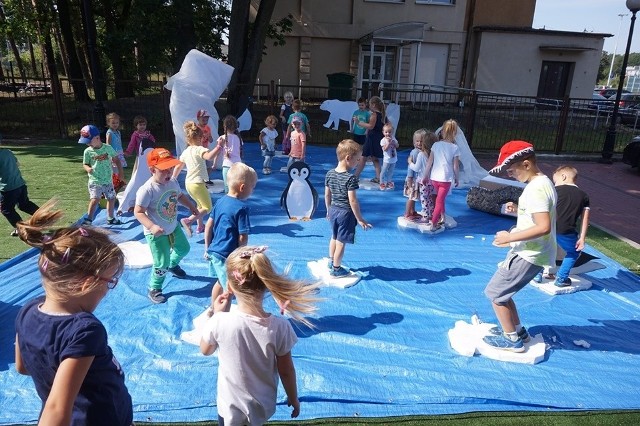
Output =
[
  {"x1": 277, "y1": 299, "x2": 291, "y2": 315},
  {"x1": 238, "y1": 245, "x2": 268, "y2": 259},
  {"x1": 78, "y1": 227, "x2": 89, "y2": 237},
  {"x1": 232, "y1": 270, "x2": 245, "y2": 286},
  {"x1": 61, "y1": 247, "x2": 71, "y2": 264}
]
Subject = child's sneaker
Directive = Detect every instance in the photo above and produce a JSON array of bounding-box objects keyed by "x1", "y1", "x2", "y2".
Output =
[
  {"x1": 379, "y1": 183, "x2": 386, "y2": 191},
  {"x1": 330, "y1": 266, "x2": 350, "y2": 277},
  {"x1": 107, "y1": 217, "x2": 122, "y2": 225},
  {"x1": 387, "y1": 182, "x2": 395, "y2": 190},
  {"x1": 204, "y1": 180, "x2": 214, "y2": 186},
  {"x1": 482, "y1": 333, "x2": 524, "y2": 352},
  {"x1": 532, "y1": 272, "x2": 543, "y2": 283},
  {"x1": 180, "y1": 218, "x2": 192, "y2": 238},
  {"x1": 148, "y1": 289, "x2": 167, "y2": 304},
  {"x1": 81, "y1": 218, "x2": 93, "y2": 226},
  {"x1": 196, "y1": 224, "x2": 205, "y2": 234},
  {"x1": 554, "y1": 277, "x2": 572, "y2": 287},
  {"x1": 10, "y1": 229, "x2": 18, "y2": 237},
  {"x1": 488, "y1": 326, "x2": 530, "y2": 343},
  {"x1": 262, "y1": 168, "x2": 268, "y2": 175},
  {"x1": 168, "y1": 264, "x2": 187, "y2": 278}
]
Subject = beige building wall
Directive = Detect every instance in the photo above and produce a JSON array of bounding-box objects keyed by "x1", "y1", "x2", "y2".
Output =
[{"x1": 473, "y1": 31, "x2": 604, "y2": 98}]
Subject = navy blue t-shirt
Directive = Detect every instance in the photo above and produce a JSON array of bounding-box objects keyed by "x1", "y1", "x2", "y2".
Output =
[
  {"x1": 15, "y1": 297, "x2": 133, "y2": 426},
  {"x1": 207, "y1": 195, "x2": 251, "y2": 258}
]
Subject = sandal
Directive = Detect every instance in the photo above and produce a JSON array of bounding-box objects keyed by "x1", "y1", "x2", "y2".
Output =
[{"x1": 370, "y1": 177, "x2": 380, "y2": 183}]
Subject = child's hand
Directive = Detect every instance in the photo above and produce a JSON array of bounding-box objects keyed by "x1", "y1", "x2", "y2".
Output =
[
  {"x1": 358, "y1": 220, "x2": 372, "y2": 230},
  {"x1": 150, "y1": 224, "x2": 164, "y2": 236},
  {"x1": 213, "y1": 291, "x2": 232, "y2": 314},
  {"x1": 88, "y1": 168, "x2": 93, "y2": 174},
  {"x1": 493, "y1": 230, "x2": 511, "y2": 247},
  {"x1": 504, "y1": 202, "x2": 517, "y2": 214},
  {"x1": 288, "y1": 397, "x2": 300, "y2": 418}
]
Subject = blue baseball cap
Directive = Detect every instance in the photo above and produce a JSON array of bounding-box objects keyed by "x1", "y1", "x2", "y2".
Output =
[{"x1": 78, "y1": 125, "x2": 100, "y2": 144}]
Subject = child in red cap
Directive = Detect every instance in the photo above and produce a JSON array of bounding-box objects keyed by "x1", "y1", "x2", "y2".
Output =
[
  {"x1": 483, "y1": 141, "x2": 557, "y2": 352},
  {"x1": 134, "y1": 148, "x2": 200, "y2": 304}
]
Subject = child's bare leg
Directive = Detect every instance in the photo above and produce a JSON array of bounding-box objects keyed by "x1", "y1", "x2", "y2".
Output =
[
  {"x1": 405, "y1": 198, "x2": 415, "y2": 217},
  {"x1": 106, "y1": 198, "x2": 116, "y2": 218},
  {"x1": 87, "y1": 198, "x2": 99, "y2": 220},
  {"x1": 372, "y1": 158, "x2": 381, "y2": 182},
  {"x1": 491, "y1": 299, "x2": 518, "y2": 333},
  {"x1": 331, "y1": 240, "x2": 346, "y2": 268}
]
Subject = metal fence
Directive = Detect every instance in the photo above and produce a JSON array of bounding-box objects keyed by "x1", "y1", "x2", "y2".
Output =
[{"x1": 1, "y1": 77, "x2": 637, "y2": 155}]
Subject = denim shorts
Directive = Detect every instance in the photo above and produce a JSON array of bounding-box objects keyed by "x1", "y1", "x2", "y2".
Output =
[{"x1": 329, "y1": 206, "x2": 356, "y2": 244}]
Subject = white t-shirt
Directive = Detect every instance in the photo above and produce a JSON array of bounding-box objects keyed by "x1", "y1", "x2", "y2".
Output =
[
  {"x1": 429, "y1": 141, "x2": 460, "y2": 182},
  {"x1": 135, "y1": 177, "x2": 182, "y2": 235},
  {"x1": 380, "y1": 137, "x2": 398, "y2": 164},
  {"x1": 512, "y1": 174, "x2": 557, "y2": 266},
  {"x1": 260, "y1": 127, "x2": 278, "y2": 152},
  {"x1": 218, "y1": 133, "x2": 243, "y2": 168},
  {"x1": 409, "y1": 151, "x2": 430, "y2": 180},
  {"x1": 202, "y1": 310, "x2": 298, "y2": 426},
  {"x1": 179, "y1": 145, "x2": 209, "y2": 184}
]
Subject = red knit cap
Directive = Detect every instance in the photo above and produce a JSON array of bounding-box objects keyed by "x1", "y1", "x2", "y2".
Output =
[{"x1": 489, "y1": 140, "x2": 535, "y2": 175}]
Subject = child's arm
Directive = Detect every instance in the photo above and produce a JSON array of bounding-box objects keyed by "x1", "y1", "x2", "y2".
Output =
[
  {"x1": 105, "y1": 131, "x2": 112, "y2": 145},
  {"x1": 178, "y1": 193, "x2": 199, "y2": 219},
  {"x1": 134, "y1": 205, "x2": 164, "y2": 236},
  {"x1": 202, "y1": 144, "x2": 222, "y2": 161},
  {"x1": 453, "y1": 155, "x2": 460, "y2": 187},
  {"x1": 348, "y1": 190, "x2": 372, "y2": 230},
  {"x1": 14, "y1": 334, "x2": 28, "y2": 375},
  {"x1": 83, "y1": 163, "x2": 93, "y2": 174},
  {"x1": 357, "y1": 112, "x2": 376, "y2": 130},
  {"x1": 259, "y1": 130, "x2": 267, "y2": 149},
  {"x1": 113, "y1": 156, "x2": 124, "y2": 181},
  {"x1": 203, "y1": 217, "x2": 214, "y2": 255},
  {"x1": 577, "y1": 207, "x2": 591, "y2": 251},
  {"x1": 38, "y1": 356, "x2": 94, "y2": 426},
  {"x1": 124, "y1": 133, "x2": 138, "y2": 155},
  {"x1": 494, "y1": 211, "x2": 551, "y2": 246},
  {"x1": 171, "y1": 161, "x2": 185, "y2": 180},
  {"x1": 300, "y1": 134, "x2": 306, "y2": 159},
  {"x1": 279, "y1": 105, "x2": 286, "y2": 122},
  {"x1": 324, "y1": 185, "x2": 332, "y2": 218},
  {"x1": 277, "y1": 352, "x2": 300, "y2": 418}
]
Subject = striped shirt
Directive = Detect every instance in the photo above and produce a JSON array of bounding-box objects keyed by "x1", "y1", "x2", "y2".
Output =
[{"x1": 325, "y1": 168, "x2": 359, "y2": 209}]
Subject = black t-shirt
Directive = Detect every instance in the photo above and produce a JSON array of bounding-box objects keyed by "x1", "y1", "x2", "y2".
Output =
[
  {"x1": 555, "y1": 185, "x2": 590, "y2": 235},
  {"x1": 15, "y1": 297, "x2": 133, "y2": 425}
]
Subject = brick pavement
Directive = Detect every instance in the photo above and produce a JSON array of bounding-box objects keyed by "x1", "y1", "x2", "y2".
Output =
[{"x1": 476, "y1": 155, "x2": 640, "y2": 248}]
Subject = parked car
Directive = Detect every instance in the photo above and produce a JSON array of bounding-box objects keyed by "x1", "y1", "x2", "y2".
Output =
[
  {"x1": 589, "y1": 93, "x2": 613, "y2": 111},
  {"x1": 622, "y1": 136, "x2": 640, "y2": 171},
  {"x1": 618, "y1": 104, "x2": 640, "y2": 125},
  {"x1": 597, "y1": 88, "x2": 631, "y2": 98}
]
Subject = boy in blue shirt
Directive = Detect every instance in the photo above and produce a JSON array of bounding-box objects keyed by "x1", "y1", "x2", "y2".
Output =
[
  {"x1": 204, "y1": 162, "x2": 258, "y2": 312},
  {"x1": 351, "y1": 97, "x2": 370, "y2": 145}
]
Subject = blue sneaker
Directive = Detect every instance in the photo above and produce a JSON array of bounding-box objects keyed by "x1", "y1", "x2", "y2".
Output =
[
  {"x1": 488, "y1": 326, "x2": 530, "y2": 343},
  {"x1": 532, "y1": 272, "x2": 543, "y2": 283},
  {"x1": 483, "y1": 333, "x2": 525, "y2": 353},
  {"x1": 330, "y1": 266, "x2": 350, "y2": 277},
  {"x1": 554, "y1": 277, "x2": 572, "y2": 287}
]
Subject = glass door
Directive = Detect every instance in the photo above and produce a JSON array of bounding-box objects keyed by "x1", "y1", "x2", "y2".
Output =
[{"x1": 360, "y1": 46, "x2": 395, "y2": 98}]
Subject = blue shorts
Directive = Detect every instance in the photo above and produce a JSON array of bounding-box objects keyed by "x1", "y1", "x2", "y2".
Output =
[
  {"x1": 484, "y1": 252, "x2": 542, "y2": 305},
  {"x1": 329, "y1": 206, "x2": 356, "y2": 244},
  {"x1": 207, "y1": 252, "x2": 228, "y2": 291}
]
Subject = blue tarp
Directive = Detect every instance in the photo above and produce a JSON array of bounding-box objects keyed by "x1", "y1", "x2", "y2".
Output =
[{"x1": 1, "y1": 143, "x2": 639, "y2": 424}]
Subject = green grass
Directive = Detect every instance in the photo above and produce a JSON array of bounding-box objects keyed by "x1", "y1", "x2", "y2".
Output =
[{"x1": 2, "y1": 141, "x2": 640, "y2": 425}]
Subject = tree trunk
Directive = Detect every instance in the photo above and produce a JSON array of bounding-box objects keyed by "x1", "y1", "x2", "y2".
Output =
[
  {"x1": 56, "y1": 0, "x2": 90, "y2": 101},
  {"x1": 172, "y1": 0, "x2": 197, "y2": 71},
  {"x1": 226, "y1": 0, "x2": 276, "y2": 117},
  {"x1": 101, "y1": 0, "x2": 135, "y2": 98},
  {"x1": 79, "y1": 0, "x2": 108, "y2": 102},
  {"x1": 28, "y1": 39, "x2": 39, "y2": 78},
  {"x1": 0, "y1": 6, "x2": 27, "y2": 81}
]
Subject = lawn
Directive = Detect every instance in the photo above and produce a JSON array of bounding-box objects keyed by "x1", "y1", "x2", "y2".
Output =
[{"x1": 2, "y1": 140, "x2": 639, "y2": 425}]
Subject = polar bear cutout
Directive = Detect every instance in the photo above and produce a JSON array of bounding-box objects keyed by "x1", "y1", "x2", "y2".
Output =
[
  {"x1": 320, "y1": 99, "x2": 400, "y2": 137},
  {"x1": 321, "y1": 99, "x2": 358, "y2": 131},
  {"x1": 165, "y1": 49, "x2": 234, "y2": 158}
]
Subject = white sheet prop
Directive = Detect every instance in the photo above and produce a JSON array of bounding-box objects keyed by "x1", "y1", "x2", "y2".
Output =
[
  {"x1": 165, "y1": 49, "x2": 234, "y2": 158},
  {"x1": 118, "y1": 241, "x2": 153, "y2": 269},
  {"x1": 530, "y1": 275, "x2": 593, "y2": 295},
  {"x1": 435, "y1": 126, "x2": 489, "y2": 188},
  {"x1": 238, "y1": 107, "x2": 252, "y2": 132},
  {"x1": 117, "y1": 148, "x2": 153, "y2": 215},
  {"x1": 359, "y1": 180, "x2": 383, "y2": 191},
  {"x1": 206, "y1": 179, "x2": 225, "y2": 194},
  {"x1": 396, "y1": 214, "x2": 457, "y2": 234},
  {"x1": 308, "y1": 258, "x2": 361, "y2": 289},
  {"x1": 448, "y1": 315, "x2": 546, "y2": 364}
]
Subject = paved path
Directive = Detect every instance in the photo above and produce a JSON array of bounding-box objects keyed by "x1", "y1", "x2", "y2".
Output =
[{"x1": 477, "y1": 155, "x2": 640, "y2": 247}]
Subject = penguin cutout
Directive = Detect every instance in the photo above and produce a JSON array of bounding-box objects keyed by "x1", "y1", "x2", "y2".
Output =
[{"x1": 280, "y1": 161, "x2": 318, "y2": 220}]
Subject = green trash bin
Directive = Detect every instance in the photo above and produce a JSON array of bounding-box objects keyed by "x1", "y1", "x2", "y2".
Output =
[{"x1": 327, "y1": 72, "x2": 355, "y2": 101}]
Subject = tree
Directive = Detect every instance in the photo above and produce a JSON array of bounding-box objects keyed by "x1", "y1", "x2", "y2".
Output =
[{"x1": 226, "y1": 0, "x2": 277, "y2": 117}]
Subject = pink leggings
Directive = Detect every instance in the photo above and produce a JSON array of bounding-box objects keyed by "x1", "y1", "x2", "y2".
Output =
[{"x1": 431, "y1": 180, "x2": 451, "y2": 225}]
